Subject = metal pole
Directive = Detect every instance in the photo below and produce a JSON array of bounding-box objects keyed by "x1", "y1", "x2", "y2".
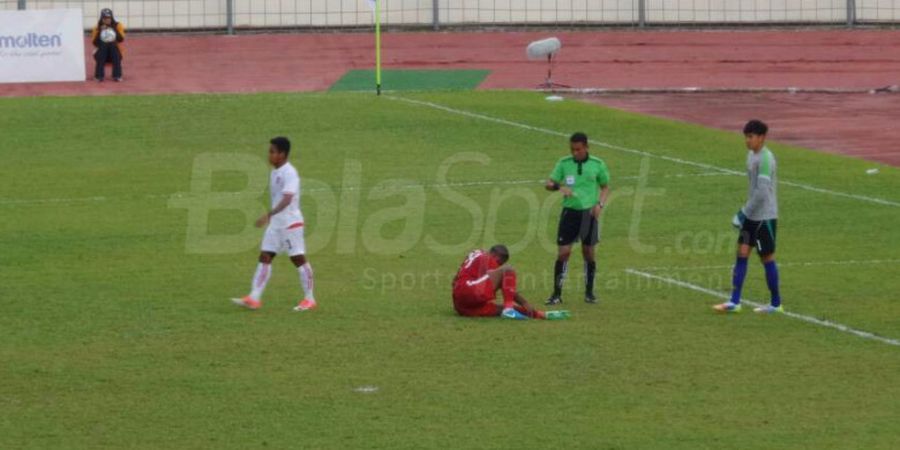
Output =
[
  {"x1": 638, "y1": 0, "x2": 646, "y2": 27},
  {"x1": 846, "y1": 0, "x2": 856, "y2": 27},
  {"x1": 432, "y1": 0, "x2": 439, "y2": 30},
  {"x1": 376, "y1": 0, "x2": 382, "y2": 95},
  {"x1": 226, "y1": 0, "x2": 234, "y2": 35},
  {"x1": 18, "y1": 0, "x2": 26, "y2": 10}
]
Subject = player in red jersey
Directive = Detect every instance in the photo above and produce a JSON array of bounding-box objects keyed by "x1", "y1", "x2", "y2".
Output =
[{"x1": 452, "y1": 245, "x2": 570, "y2": 320}]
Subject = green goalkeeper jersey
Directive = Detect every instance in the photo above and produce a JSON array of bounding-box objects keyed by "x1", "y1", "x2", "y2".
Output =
[{"x1": 550, "y1": 154, "x2": 610, "y2": 210}]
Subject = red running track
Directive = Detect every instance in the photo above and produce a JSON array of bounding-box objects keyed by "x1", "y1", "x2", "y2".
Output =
[{"x1": 2, "y1": 30, "x2": 899, "y2": 95}]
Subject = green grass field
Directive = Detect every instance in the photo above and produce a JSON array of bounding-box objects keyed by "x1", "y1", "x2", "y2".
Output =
[{"x1": 1, "y1": 91, "x2": 898, "y2": 449}]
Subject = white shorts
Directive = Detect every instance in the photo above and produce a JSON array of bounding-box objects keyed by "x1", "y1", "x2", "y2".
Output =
[{"x1": 261, "y1": 222, "x2": 306, "y2": 256}]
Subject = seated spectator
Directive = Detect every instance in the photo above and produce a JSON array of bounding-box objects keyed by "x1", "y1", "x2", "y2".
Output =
[{"x1": 91, "y1": 8, "x2": 125, "y2": 82}]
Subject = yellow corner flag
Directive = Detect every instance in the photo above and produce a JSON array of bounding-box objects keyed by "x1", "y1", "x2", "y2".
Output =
[{"x1": 367, "y1": 0, "x2": 382, "y2": 95}]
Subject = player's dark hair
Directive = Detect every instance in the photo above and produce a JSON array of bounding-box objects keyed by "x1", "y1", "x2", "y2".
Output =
[
  {"x1": 489, "y1": 244, "x2": 509, "y2": 264},
  {"x1": 743, "y1": 120, "x2": 768, "y2": 136},
  {"x1": 270, "y1": 137, "x2": 291, "y2": 156},
  {"x1": 570, "y1": 132, "x2": 589, "y2": 145}
]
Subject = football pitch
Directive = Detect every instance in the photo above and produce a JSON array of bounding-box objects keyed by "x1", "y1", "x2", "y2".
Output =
[{"x1": 1, "y1": 91, "x2": 898, "y2": 449}]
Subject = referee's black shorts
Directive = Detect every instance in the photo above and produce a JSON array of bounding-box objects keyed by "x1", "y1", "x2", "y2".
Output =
[
  {"x1": 738, "y1": 218, "x2": 777, "y2": 255},
  {"x1": 557, "y1": 207, "x2": 599, "y2": 246}
]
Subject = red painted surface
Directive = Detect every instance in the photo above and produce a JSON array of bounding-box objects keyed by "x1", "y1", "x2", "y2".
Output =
[
  {"x1": 1, "y1": 30, "x2": 897, "y2": 164},
  {"x1": 2, "y1": 30, "x2": 898, "y2": 96}
]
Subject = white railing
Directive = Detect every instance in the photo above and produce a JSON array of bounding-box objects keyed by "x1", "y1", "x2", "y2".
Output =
[{"x1": 2, "y1": 0, "x2": 897, "y2": 31}]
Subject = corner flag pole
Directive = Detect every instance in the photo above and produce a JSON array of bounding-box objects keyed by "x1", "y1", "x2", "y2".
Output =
[{"x1": 375, "y1": 0, "x2": 382, "y2": 95}]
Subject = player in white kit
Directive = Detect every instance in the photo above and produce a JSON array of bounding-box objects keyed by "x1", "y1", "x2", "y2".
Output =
[{"x1": 232, "y1": 137, "x2": 317, "y2": 312}]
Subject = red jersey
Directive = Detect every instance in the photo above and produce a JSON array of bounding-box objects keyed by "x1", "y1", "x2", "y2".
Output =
[{"x1": 454, "y1": 249, "x2": 498, "y2": 287}]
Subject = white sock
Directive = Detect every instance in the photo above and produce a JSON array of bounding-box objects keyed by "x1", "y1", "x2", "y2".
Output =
[
  {"x1": 249, "y1": 263, "x2": 271, "y2": 300},
  {"x1": 298, "y1": 262, "x2": 315, "y2": 301}
]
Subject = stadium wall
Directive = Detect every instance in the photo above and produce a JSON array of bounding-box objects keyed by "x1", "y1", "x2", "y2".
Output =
[{"x1": 1, "y1": 0, "x2": 897, "y2": 30}]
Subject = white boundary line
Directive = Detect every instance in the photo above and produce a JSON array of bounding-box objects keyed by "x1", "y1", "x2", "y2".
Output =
[
  {"x1": 0, "y1": 171, "x2": 728, "y2": 206},
  {"x1": 541, "y1": 86, "x2": 900, "y2": 95},
  {"x1": 624, "y1": 268, "x2": 900, "y2": 347},
  {"x1": 633, "y1": 258, "x2": 900, "y2": 272},
  {"x1": 0, "y1": 180, "x2": 542, "y2": 206},
  {"x1": 388, "y1": 96, "x2": 742, "y2": 176},
  {"x1": 0, "y1": 196, "x2": 111, "y2": 205},
  {"x1": 388, "y1": 96, "x2": 900, "y2": 208}
]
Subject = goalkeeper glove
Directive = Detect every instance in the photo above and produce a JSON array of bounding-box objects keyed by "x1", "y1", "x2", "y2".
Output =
[{"x1": 732, "y1": 209, "x2": 747, "y2": 229}]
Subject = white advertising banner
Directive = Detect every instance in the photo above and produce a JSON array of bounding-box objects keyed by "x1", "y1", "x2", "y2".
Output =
[{"x1": 0, "y1": 9, "x2": 86, "y2": 84}]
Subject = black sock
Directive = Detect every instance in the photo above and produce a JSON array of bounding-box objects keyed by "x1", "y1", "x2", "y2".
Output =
[
  {"x1": 585, "y1": 261, "x2": 596, "y2": 295},
  {"x1": 553, "y1": 260, "x2": 567, "y2": 297}
]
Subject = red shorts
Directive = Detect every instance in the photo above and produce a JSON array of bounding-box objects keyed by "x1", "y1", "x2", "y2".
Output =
[
  {"x1": 453, "y1": 275, "x2": 498, "y2": 317},
  {"x1": 455, "y1": 302, "x2": 501, "y2": 317}
]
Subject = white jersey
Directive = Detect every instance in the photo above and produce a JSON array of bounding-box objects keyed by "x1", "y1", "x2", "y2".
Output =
[{"x1": 269, "y1": 162, "x2": 304, "y2": 228}]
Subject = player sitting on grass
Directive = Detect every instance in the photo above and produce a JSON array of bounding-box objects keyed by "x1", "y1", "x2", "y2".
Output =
[
  {"x1": 714, "y1": 120, "x2": 783, "y2": 314},
  {"x1": 452, "y1": 245, "x2": 569, "y2": 320},
  {"x1": 232, "y1": 137, "x2": 316, "y2": 312}
]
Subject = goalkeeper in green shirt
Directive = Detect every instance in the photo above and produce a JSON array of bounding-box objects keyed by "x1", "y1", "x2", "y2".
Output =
[{"x1": 545, "y1": 132, "x2": 611, "y2": 305}]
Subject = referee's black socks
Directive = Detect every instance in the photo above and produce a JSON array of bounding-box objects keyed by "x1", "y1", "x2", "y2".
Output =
[
  {"x1": 553, "y1": 260, "x2": 567, "y2": 297},
  {"x1": 585, "y1": 261, "x2": 597, "y2": 295}
]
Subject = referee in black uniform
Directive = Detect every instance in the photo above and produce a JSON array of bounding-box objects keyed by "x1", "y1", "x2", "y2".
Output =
[{"x1": 544, "y1": 133, "x2": 611, "y2": 305}]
